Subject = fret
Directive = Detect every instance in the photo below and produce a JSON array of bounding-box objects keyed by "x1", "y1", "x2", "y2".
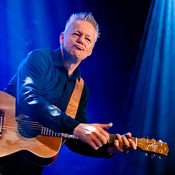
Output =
[
  {"x1": 43, "y1": 127, "x2": 45, "y2": 135},
  {"x1": 49, "y1": 129, "x2": 51, "y2": 136},
  {"x1": 46, "y1": 128, "x2": 48, "y2": 135},
  {"x1": 41, "y1": 126, "x2": 44, "y2": 135}
]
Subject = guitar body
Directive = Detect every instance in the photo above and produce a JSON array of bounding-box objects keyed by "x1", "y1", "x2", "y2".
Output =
[{"x1": 0, "y1": 91, "x2": 62, "y2": 166}]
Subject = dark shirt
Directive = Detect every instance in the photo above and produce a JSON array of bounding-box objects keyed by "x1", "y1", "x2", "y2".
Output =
[
  {"x1": 5, "y1": 48, "x2": 89, "y2": 134},
  {"x1": 4, "y1": 48, "x2": 110, "y2": 158}
]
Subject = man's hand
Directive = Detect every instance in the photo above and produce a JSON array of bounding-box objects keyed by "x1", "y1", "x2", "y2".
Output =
[
  {"x1": 73, "y1": 123, "x2": 111, "y2": 150},
  {"x1": 73, "y1": 123, "x2": 137, "y2": 154},
  {"x1": 107, "y1": 132, "x2": 137, "y2": 154}
]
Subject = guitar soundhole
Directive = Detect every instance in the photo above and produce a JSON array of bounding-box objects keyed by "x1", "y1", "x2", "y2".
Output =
[{"x1": 17, "y1": 118, "x2": 40, "y2": 138}]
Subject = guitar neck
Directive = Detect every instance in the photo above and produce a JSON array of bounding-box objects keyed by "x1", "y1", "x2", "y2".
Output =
[
  {"x1": 38, "y1": 126, "x2": 169, "y2": 157},
  {"x1": 40, "y1": 128, "x2": 138, "y2": 143},
  {"x1": 40, "y1": 126, "x2": 78, "y2": 139},
  {"x1": 109, "y1": 134, "x2": 137, "y2": 144}
]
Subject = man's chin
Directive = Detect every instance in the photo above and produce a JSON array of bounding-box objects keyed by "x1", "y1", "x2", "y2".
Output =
[
  {"x1": 71, "y1": 54, "x2": 85, "y2": 63},
  {"x1": 65, "y1": 50, "x2": 85, "y2": 63}
]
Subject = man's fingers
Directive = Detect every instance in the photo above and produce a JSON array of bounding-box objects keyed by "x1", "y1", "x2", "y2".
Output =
[
  {"x1": 124, "y1": 132, "x2": 131, "y2": 138},
  {"x1": 88, "y1": 134, "x2": 108, "y2": 150},
  {"x1": 128, "y1": 139, "x2": 137, "y2": 150},
  {"x1": 89, "y1": 140, "x2": 100, "y2": 150},
  {"x1": 97, "y1": 123, "x2": 113, "y2": 129},
  {"x1": 114, "y1": 133, "x2": 137, "y2": 153},
  {"x1": 123, "y1": 133, "x2": 137, "y2": 150},
  {"x1": 107, "y1": 123, "x2": 113, "y2": 129},
  {"x1": 114, "y1": 139, "x2": 123, "y2": 152},
  {"x1": 115, "y1": 134, "x2": 124, "y2": 151},
  {"x1": 122, "y1": 135, "x2": 130, "y2": 147},
  {"x1": 95, "y1": 131, "x2": 109, "y2": 145}
]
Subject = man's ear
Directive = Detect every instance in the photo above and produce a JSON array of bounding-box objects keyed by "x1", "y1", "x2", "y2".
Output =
[{"x1": 59, "y1": 32, "x2": 64, "y2": 45}]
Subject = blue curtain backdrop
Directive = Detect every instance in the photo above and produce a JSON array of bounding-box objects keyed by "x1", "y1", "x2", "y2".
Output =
[
  {"x1": 0, "y1": 0, "x2": 174, "y2": 175},
  {"x1": 122, "y1": 0, "x2": 175, "y2": 174}
]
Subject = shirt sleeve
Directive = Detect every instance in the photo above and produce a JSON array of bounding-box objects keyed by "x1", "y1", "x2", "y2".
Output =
[
  {"x1": 65, "y1": 139, "x2": 115, "y2": 158},
  {"x1": 16, "y1": 49, "x2": 80, "y2": 134}
]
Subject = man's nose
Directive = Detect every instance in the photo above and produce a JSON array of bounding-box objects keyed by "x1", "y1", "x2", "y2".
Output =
[{"x1": 77, "y1": 36, "x2": 84, "y2": 44}]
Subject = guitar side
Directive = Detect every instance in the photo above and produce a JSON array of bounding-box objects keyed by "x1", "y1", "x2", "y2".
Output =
[{"x1": 0, "y1": 91, "x2": 62, "y2": 166}]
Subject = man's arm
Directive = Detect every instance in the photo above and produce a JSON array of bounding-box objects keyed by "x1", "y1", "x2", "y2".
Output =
[{"x1": 16, "y1": 49, "x2": 80, "y2": 134}]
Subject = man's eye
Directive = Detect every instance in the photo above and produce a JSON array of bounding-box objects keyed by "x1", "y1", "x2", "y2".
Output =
[
  {"x1": 86, "y1": 38, "x2": 91, "y2": 42},
  {"x1": 73, "y1": 33, "x2": 79, "y2": 36}
]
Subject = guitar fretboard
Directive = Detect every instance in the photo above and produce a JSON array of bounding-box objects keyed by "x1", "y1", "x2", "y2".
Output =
[
  {"x1": 109, "y1": 134, "x2": 138, "y2": 146},
  {"x1": 41, "y1": 126, "x2": 78, "y2": 139}
]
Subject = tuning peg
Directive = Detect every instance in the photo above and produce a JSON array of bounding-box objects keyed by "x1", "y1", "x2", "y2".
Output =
[
  {"x1": 158, "y1": 140, "x2": 163, "y2": 145},
  {"x1": 151, "y1": 138, "x2": 156, "y2": 143},
  {"x1": 151, "y1": 154, "x2": 155, "y2": 159},
  {"x1": 159, "y1": 156, "x2": 162, "y2": 159},
  {"x1": 145, "y1": 152, "x2": 148, "y2": 156}
]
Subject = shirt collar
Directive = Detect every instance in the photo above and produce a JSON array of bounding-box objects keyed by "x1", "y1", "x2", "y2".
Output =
[
  {"x1": 54, "y1": 48, "x2": 81, "y2": 79},
  {"x1": 54, "y1": 48, "x2": 65, "y2": 67}
]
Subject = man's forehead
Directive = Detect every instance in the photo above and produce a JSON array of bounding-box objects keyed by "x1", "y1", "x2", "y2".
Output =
[{"x1": 69, "y1": 20, "x2": 95, "y2": 32}]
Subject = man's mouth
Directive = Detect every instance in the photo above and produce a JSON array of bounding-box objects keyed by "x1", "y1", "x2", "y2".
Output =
[{"x1": 75, "y1": 45, "x2": 84, "y2": 51}]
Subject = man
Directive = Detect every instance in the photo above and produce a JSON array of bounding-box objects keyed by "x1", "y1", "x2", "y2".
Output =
[{"x1": 2, "y1": 12, "x2": 136, "y2": 174}]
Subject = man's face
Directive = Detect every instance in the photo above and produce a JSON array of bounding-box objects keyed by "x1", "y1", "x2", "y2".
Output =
[{"x1": 60, "y1": 20, "x2": 96, "y2": 62}]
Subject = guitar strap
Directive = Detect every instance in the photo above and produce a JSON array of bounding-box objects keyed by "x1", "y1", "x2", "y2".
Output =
[
  {"x1": 65, "y1": 78, "x2": 84, "y2": 118},
  {"x1": 61, "y1": 78, "x2": 84, "y2": 145}
]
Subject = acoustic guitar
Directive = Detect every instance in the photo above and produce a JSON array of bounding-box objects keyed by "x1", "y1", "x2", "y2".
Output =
[{"x1": 0, "y1": 91, "x2": 169, "y2": 166}]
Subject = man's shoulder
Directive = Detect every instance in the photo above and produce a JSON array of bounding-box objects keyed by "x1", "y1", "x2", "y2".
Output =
[
  {"x1": 25, "y1": 48, "x2": 61, "y2": 65},
  {"x1": 29, "y1": 48, "x2": 59, "y2": 57}
]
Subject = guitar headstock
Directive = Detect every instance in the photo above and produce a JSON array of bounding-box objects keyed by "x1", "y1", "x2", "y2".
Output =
[{"x1": 137, "y1": 138, "x2": 169, "y2": 157}]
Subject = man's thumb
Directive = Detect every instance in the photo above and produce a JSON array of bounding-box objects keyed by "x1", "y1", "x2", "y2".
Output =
[{"x1": 100, "y1": 122, "x2": 113, "y2": 129}]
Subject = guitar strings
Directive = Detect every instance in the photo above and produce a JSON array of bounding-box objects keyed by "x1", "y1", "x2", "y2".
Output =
[
  {"x1": 1, "y1": 118, "x2": 45, "y2": 132},
  {"x1": 0, "y1": 117, "x2": 78, "y2": 138},
  {"x1": 1, "y1": 125, "x2": 78, "y2": 139},
  {"x1": 1, "y1": 116, "x2": 63, "y2": 132}
]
